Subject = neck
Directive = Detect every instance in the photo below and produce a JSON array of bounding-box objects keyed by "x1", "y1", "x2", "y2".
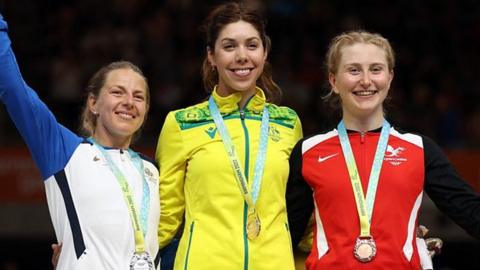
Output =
[
  {"x1": 92, "y1": 133, "x2": 131, "y2": 149},
  {"x1": 342, "y1": 112, "x2": 385, "y2": 132}
]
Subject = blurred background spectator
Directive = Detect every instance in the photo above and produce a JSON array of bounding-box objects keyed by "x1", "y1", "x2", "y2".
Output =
[{"x1": 0, "y1": 0, "x2": 478, "y2": 269}]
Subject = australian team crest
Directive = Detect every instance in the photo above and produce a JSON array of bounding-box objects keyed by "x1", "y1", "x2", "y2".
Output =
[{"x1": 268, "y1": 126, "x2": 281, "y2": 142}]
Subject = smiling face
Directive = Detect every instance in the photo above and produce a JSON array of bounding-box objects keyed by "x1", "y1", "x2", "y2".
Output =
[
  {"x1": 329, "y1": 43, "x2": 394, "y2": 125},
  {"x1": 89, "y1": 68, "x2": 148, "y2": 148},
  {"x1": 208, "y1": 20, "x2": 267, "y2": 101}
]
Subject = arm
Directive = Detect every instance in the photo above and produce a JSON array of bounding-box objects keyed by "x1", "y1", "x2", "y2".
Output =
[
  {"x1": 423, "y1": 136, "x2": 480, "y2": 239},
  {"x1": 0, "y1": 15, "x2": 81, "y2": 179},
  {"x1": 286, "y1": 139, "x2": 314, "y2": 248},
  {"x1": 156, "y1": 111, "x2": 187, "y2": 249}
]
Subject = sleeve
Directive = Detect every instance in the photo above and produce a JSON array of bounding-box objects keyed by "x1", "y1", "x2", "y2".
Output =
[
  {"x1": 423, "y1": 136, "x2": 480, "y2": 239},
  {"x1": 156, "y1": 111, "x2": 187, "y2": 249},
  {"x1": 292, "y1": 115, "x2": 303, "y2": 145},
  {"x1": 286, "y1": 138, "x2": 314, "y2": 248},
  {"x1": 0, "y1": 14, "x2": 81, "y2": 179}
]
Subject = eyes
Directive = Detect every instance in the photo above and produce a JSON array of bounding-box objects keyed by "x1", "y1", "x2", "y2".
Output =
[
  {"x1": 109, "y1": 88, "x2": 146, "y2": 102},
  {"x1": 221, "y1": 39, "x2": 261, "y2": 51},
  {"x1": 346, "y1": 64, "x2": 386, "y2": 75}
]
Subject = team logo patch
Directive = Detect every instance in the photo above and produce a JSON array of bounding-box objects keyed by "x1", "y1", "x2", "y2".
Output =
[
  {"x1": 268, "y1": 126, "x2": 281, "y2": 142},
  {"x1": 384, "y1": 145, "x2": 407, "y2": 166},
  {"x1": 205, "y1": 127, "x2": 217, "y2": 139},
  {"x1": 144, "y1": 167, "x2": 157, "y2": 184}
]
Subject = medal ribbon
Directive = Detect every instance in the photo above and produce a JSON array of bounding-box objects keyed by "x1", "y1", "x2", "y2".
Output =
[
  {"x1": 337, "y1": 120, "x2": 390, "y2": 237},
  {"x1": 89, "y1": 138, "x2": 150, "y2": 253},
  {"x1": 208, "y1": 95, "x2": 269, "y2": 214}
]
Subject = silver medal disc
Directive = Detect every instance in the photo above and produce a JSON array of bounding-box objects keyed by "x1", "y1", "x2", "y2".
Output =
[{"x1": 130, "y1": 252, "x2": 154, "y2": 270}]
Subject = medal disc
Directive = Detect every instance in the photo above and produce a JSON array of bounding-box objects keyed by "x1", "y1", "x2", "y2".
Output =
[
  {"x1": 130, "y1": 252, "x2": 154, "y2": 270},
  {"x1": 246, "y1": 212, "x2": 261, "y2": 240},
  {"x1": 353, "y1": 237, "x2": 377, "y2": 262}
]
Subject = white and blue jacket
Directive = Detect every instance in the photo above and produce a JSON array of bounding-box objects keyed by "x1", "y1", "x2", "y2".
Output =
[{"x1": 0, "y1": 15, "x2": 160, "y2": 270}]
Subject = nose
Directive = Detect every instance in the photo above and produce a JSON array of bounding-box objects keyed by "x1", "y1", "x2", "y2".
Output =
[
  {"x1": 235, "y1": 46, "x2": 248, "y2": 64},
  {"x1": 360, "y1": 72, "x2": 372, "y2": 87},
  {"x1": 123, "y1": 93, "x2": 134, "y2": 107}
]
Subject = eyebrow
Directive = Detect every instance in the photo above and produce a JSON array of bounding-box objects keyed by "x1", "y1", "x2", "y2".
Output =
[
  {"x1": 108, "y1": 85, "x2": 146, "y2": 94},
  {"x1": 220, "y1": 37, "x2": 261, "y2": 43},
  {"x1": 344, "y1": 62, "x2": 387, "y2": 67}
]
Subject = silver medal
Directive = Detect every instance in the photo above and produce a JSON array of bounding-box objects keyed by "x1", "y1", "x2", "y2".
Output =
[{"x1": 130, "y1": 252, "x2": 153, "y2": 270}]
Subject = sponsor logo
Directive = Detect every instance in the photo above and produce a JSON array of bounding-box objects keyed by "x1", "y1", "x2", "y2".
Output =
[
  {"x1": 318, "y1": 153, "x2": 338, "y2": 163},
  {"x1": 205, "y1": 127, "x2": 217, "y2": 139},
  {"x1": 384, "y1": 145, "x2": 407, "y2": 166}
]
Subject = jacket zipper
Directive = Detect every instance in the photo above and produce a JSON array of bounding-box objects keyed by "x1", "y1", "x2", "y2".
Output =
[
  {"x1": 239, "y1": 107, "x2": 250, "y2": 270},
  {"x1": 360, "y1": 131, "x2": 367, "y2": 199},
  {"x1": 184, "y1": 221, "x2": 195, "y2": 270}
]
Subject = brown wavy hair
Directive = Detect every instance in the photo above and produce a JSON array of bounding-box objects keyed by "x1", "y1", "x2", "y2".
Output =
[{"x1": 200, "y1": 1, "x2": 281, "y2": 104}]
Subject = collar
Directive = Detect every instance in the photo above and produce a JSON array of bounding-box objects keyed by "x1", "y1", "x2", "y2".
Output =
[
  {"x1": 211, "y1": 85, "x2": 267, "y2": 114},
  {"x1": 346, "y1": 126, "x2": 383, "y2": 134}
]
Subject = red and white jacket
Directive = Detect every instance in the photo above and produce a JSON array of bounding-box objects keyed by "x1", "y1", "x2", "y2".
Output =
[{"x1": 287, "y1": 126, "x2": 480, "y2": 269}]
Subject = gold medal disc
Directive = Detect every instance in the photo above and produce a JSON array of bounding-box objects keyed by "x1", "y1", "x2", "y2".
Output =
[{"x1": 246, "y1": 213, "x2": 261, "y2": 240}]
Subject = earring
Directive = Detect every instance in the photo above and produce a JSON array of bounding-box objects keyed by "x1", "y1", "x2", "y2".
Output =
[{"x1": 92, "y1": 111, "x2": 98, "y2": 115}]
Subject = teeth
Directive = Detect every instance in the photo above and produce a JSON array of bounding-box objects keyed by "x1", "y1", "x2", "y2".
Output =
[
  {"x1": 234, "y1": 69, "x2": 251, "y2": 76},
  {"x1": 118, "y1": 112, "x2": 134, "y2": 119},
  {"x1": 354, "y1": 91, "x2": 376, "y2": 96}
]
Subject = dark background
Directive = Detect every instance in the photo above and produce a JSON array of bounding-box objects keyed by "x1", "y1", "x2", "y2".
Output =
[{"x1": 0, "y1": 0, "x2": 479, "y2": 269}]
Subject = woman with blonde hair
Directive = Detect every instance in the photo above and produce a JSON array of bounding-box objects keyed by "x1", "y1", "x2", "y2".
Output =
[{"x1": 287, "y1": 30, "x2": 480, "y2": 269}]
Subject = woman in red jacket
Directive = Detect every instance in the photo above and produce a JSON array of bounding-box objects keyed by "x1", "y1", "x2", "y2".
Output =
[{"x1": 286, "y1": 31, "x2": 480, "y2": 269}]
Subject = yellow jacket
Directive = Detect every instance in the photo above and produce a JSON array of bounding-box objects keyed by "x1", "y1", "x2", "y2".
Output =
[{"x1": 156, "y1": 88, "x2": 302, "y2": 270}]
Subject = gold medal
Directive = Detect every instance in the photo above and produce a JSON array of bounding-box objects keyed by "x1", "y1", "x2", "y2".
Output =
[
  {"x1": 353, "y1": 236, "x2": 377, "y2": 262},
  {"x1": 246, "y1": 212, "x2": 261, "y2": 240}
]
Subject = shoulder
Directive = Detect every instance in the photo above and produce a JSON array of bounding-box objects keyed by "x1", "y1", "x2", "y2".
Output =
[
  {"x1": 298, "y1": 128, "x2": 337, "y2": 154},
  {"x1": 137, "y1": 152, "x2": 159, "y2": 170},
  {"x1": 266, "y1": 103, "x2": 300, "y2": 128},
  {"x1": 389, "y1": 126, "x2": 441, "y2": 149},
  {"x1": 167, "y1": 100, "x2": 211, "y2": 130}
]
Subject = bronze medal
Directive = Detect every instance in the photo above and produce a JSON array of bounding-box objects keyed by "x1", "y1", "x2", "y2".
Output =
[{"x1": 353, "y1": 236, "x2": 377, "y2": 262}]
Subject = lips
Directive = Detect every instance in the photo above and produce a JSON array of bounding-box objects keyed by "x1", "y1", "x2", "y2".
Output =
[
  {"x1": 229, "y1": 68, "x2": 253, "y2": 77},
  {"x1": 115, "y1": 111, "x2": 136, "y2": 119},
  {"x1": 353, "y1": 90, "x2": 378, "y2": 96}
]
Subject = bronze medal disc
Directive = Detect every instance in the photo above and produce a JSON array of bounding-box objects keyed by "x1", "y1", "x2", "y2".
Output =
[{"x1": 353, "y1": 237, "x2": 377, "y2": 262}]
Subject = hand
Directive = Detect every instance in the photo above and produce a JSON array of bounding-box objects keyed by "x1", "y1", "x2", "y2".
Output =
[
  {"x1": 425, "y1": 237, "x2": 443, "y2": 258},
  {"x1": 51, "y1": 242, "x2": 62, "y2": 269},
  {"x1": 416, "y1": 225, "x2": 443, "y2": 258}
]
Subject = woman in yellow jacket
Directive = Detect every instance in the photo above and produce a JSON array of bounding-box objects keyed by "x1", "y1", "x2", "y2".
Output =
[{"x1": 156, "y1": 2, "x2": 302, "y2": 269}]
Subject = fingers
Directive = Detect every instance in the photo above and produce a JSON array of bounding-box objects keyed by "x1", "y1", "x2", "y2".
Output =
[
  {"x1": 416, "y1": 225, "x2": 429, "y2": 238},
  {"x1": 425, "y1": 238, "x2": 443, "y2": 258},
  {"x1": 51, "y1": 242, "x2": 63, "y2": 269}
]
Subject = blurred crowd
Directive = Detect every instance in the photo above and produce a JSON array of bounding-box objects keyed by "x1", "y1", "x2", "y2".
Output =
[{"x1": 0, "y1": 0, "x2": 479, "y2": 148}]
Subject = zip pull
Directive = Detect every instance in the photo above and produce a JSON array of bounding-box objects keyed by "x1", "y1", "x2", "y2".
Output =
[
  {"x1": 360, "y1": 131, "x2": 366, "y2": 144},
  {"x1": 240, "y1": 109, "x2": 246, "y2": 120}
]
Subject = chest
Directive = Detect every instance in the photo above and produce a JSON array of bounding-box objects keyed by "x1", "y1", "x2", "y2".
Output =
[{"x1": 303, "y1": 134, "x2": 425, "y2": 202}]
